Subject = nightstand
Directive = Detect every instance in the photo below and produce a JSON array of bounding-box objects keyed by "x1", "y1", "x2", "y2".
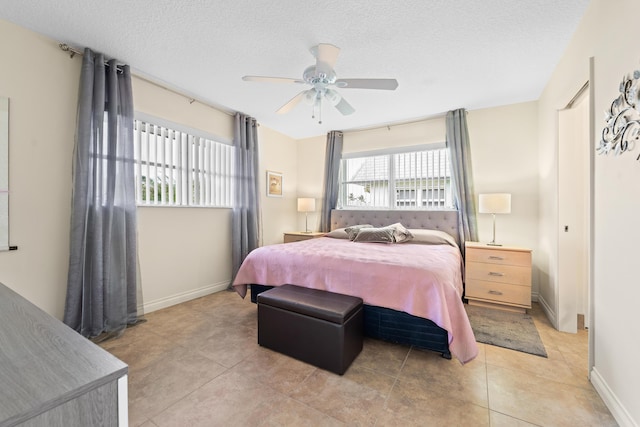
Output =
[
  {"x1": 465, "y1": 241, "x2": 532, "y2": 313},
  {"x1": 283, "y1": 231, "x2": 326, "y2": 243}
]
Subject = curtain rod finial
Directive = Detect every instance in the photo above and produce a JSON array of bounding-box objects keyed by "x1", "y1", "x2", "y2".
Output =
[{"x1": 59, "y1": 43, "x2": 75, "y2": 58}]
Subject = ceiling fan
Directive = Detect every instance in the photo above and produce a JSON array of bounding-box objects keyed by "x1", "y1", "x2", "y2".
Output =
[{"x1": 242, "y1": 43, "x2": 398, "y2": 124}]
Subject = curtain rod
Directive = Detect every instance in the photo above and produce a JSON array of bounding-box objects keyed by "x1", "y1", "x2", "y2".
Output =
[
  {"x1": 59, "y1": 43, "x2": 124, "y2": 72},
  {"x1": 344, "y1": 112, "x2": 448, "y2": 135},
  {"x1": 59, "y1": 43, "x2": 235, "y2": 117}
]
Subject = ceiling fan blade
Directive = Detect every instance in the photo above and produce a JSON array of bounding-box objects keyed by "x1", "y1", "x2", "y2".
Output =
[
  {"x1": 335, "y1": 78, "x2": 399, "y2": 90},
  {"x1": 242, "y1": 75, "x2": 304, "y2": 84},
  {"x1": 310, "y1": 43, "x2": 340, "y2": 75},
  {"x1": 276, "y1": 90, "x2": 307, "y2": 114},
  {"x1": 325, "y1": 89, "x2": 355, "y2": 116},
  {"x1": 334, "y1": 97, "x2": 355, "y2": 116}
]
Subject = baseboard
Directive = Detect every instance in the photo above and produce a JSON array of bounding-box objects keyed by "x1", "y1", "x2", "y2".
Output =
[
  {"x1": 143, "y1": 281, "x2": 230, "y2": 313},
  {"x1": 531, "y1": 291, "x2": 539, "y2": 302},
  {"x1": 591, "y1": 367, "x2": 638, "y2": 427},
  {"x1": 537, "y1": 293, "x2": 557, "y2": 329}
]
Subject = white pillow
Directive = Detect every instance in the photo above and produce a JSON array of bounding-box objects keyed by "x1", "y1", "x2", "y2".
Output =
[{"x1": 325, "y1": 228, "x2": 349, "y2": 239}]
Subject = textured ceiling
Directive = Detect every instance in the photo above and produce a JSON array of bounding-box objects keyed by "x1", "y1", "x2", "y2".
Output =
[{"x1": 0, "y1": 0, "x2": 590, "y2": 139}]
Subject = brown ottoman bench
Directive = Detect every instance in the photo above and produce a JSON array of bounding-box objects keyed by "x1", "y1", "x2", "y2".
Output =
[{"x1": 257, "y1": 285, "x2": 363, "y2": 375}]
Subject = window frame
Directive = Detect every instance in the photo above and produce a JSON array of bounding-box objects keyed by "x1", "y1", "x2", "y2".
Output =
[
  {"x1": 133, "y1": 113, "x2": 235, "y2": 208},
  {"x1": 338, "y1": 143, "x2": 453, "y2": 210}
]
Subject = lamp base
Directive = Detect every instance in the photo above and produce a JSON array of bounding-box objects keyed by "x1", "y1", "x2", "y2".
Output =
[
  {"x1": 301, "y1": 231, "x2": 312, "y2": 234},
  {"x1": 486, "y1": 242, "x2": 502, "y2": 246}
]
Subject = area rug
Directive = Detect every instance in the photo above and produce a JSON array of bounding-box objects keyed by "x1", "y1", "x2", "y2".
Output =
[{"x1": 465, "y1": 304, "x2": 548, "y2": 357}]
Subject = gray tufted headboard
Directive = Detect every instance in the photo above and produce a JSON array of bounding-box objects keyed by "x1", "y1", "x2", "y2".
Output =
[{"x1": 330, "y1": 209, "x2": 461, "y2": 247}]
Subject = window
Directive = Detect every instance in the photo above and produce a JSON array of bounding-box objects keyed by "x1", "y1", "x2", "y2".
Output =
[
  {"x1": 338, "y1": 146, "x2": 452, "y2": 210},
  {"x1": 133, "y1": 118, "x2": 235, "y2": 207},
  {"x1": 396, "y1": 189, "x2": 416, "y2": 207}
]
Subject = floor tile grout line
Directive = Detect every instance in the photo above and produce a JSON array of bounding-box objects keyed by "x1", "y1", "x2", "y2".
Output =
[
  {"x1": 490, "y1": 409, "x2": 545, "y2": 427},
  {"x1": 485, "y1": 344, "x2": 492, "y2": 425},
  {"x1": 377, "y1": 344, "x2": 412, "y2": 413},
  {"x1": 143, "y1": 360, "x2": 233, "y2": 423},
  {"x1": 231, "y1": 366, "x2": 345, "y2": 424},
  {"x1": 484, "y1": 357, "x2": 594, "y2": 393}
]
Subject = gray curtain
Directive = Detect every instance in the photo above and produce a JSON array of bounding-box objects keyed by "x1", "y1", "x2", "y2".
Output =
[
  {"x1": 446, "y1": 108, "x2": 478, "y2": 252},
  {"x1": 319, "y1": 131, "x2": 343, "y2": 232},
  {"x1": 64, "y1": 48, "x2": 141, "y2": 338},
  {"x1": 231, "y1": 113, "x2": 261, "y2": 281}
]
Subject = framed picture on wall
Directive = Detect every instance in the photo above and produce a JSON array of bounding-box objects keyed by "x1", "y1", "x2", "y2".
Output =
[{"x1": 266, "y1": 170, "x2": 283, "y2": 197}]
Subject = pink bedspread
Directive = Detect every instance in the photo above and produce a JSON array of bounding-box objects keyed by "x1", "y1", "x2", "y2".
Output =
[{"x1": 233, "y1": 237, "x2": 478, "y2": 364}]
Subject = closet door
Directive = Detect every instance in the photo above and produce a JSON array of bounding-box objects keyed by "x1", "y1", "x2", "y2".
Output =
[{"x1": 557, "y1": 88, "x2": 590, "y2": 333}]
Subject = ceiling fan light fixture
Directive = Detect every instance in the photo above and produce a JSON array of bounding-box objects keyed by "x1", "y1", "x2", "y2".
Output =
[{"x1": 303, "y1": 89, "x2": 317, "y2": 105}]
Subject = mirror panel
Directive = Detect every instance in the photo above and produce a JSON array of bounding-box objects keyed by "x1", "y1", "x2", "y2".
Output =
[{"x1": 0, "y1": 97, "x2": 8, "y2": 251}]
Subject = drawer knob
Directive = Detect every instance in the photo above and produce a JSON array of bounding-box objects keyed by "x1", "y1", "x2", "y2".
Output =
[
  {"x1": 488, "y1": 272, "x2": 504, "y2": 277},
  {"x1": 489, "y1": 290, "x2": 503, "y2": 295},
  {"x1": 489, "y1": 256, "x2": 504, "y2": 260}
]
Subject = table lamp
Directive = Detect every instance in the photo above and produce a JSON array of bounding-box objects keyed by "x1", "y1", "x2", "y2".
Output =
[
  {"x1": 478, "y1": 193, "x2": 511, "y2": 246},
  {"x1": 297, "y1": 198, "x2": 316, "y2": 233}
]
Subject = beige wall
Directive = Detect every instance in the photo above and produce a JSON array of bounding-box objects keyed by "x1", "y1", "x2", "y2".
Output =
[
  {"x1": 538, "y1": 0, "x2": 639, "y2": 424},
  {"x1": 467, "y1": 102, "x2": 540, "y2": 296},
  {"x1": 258, "y1": 126, "x2": 298, "y2": 245},
  {"x1": 0, "y1": 20, "x2": 79, "y2": 319},
  {"x1": 343, "y1": 118, "x2": 446, "y2": 155},
  {"x1": 296, "y1": 135, "x2": 326, "y2": 232}
]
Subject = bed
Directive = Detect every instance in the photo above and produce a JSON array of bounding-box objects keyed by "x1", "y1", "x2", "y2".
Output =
[{"x1": 232, "y1": 209, "x2": 478, "y2": 364}]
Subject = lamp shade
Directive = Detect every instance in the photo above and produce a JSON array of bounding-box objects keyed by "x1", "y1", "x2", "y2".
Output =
[
  {"x1": 478, "y1": 193, "x2": 511, "y2": 214},
  {"x1": 297, "y1": 197, "x2": 316, "y2": 213}
]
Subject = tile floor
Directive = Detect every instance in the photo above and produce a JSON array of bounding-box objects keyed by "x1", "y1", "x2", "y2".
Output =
[{"x1": 100, "y1": 291, "x2": 617, "y2": 426}]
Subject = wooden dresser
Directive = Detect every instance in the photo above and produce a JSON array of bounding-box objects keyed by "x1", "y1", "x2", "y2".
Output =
[
  {"x1": 0, "y1": 282, "x2": 128, "y2": 426},
  {"x1": 465, "y1": 242, "x2": 532, "y2": 313},
  {"x1": 283, "y1": 231, "x2": 326, "y2": 243}
]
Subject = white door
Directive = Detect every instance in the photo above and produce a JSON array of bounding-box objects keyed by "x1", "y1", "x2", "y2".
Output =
[{"x1": 557, "y1": 88, "x2": 590, "y2": 333}]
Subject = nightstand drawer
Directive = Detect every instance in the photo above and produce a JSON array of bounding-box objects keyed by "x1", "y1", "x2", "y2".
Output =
[
  {"x1": 466, "y1": 261, "x2": 531, "y2": 286},
  {"x1": 465, "y1": 280, "x2": 531, "y2": 307},
  {"x1": 466, "y1": 247, "x2": 531, "y2": 267},
  {"x1": 283, "y1": 232, "x2": 326, "y2": 243},
  {"x1": 284, "y1": 235, "x2": 310, "y2": 243}
]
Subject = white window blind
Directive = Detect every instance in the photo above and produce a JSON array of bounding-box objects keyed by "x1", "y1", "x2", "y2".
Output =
[
  {"x1": 133, "y1": 119, "x2": 234, "y2": 207},
  {"x1": 338, "y1": 147, "x2": 452, "y2": 210}
]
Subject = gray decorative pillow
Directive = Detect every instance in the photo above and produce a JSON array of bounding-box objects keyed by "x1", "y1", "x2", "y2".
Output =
[
  {"x1": 344, "y1": 224, "x2": 373, "y2": 240},
  {"x1": 386, "y1": 222, "x2": 414, "y2": 243},
  {"x1": 325, "y1": 228, "x2": 349, "y2": 239},
  {"x1": 352, "y1": 227, "x2": 395, "y2": 243}
]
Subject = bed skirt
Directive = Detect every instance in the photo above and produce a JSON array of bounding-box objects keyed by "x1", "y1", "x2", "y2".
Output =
[{"x1": 249, "y1": 284, "x2": 451, "y2": 359}]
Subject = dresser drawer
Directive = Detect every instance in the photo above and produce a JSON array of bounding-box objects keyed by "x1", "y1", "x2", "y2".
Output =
[
  {"x1": 466, "y1": 261, "x2": 531, "y2": 286},
  {"x1": 466, "y1": 247, "x2": 531, "y2": 267},
  {"x1": 466, "y1": 280, "x2": 531, "y2": 307}
]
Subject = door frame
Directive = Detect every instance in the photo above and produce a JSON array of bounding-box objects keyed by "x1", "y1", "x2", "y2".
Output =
[{"x1": 556, "y1": 57, "x2": 595, "y2": 376}]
